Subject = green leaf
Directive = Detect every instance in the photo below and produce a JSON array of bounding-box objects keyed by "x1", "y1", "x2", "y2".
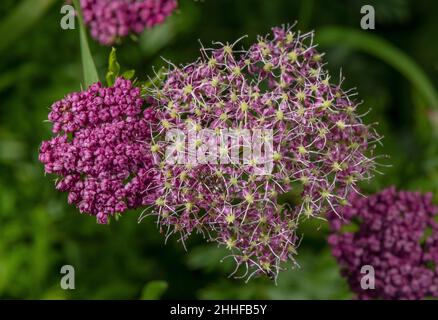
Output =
[
  {"x1": 121, "y1": 69, "x2": 136, "y2": 80},
  {"x1": 108, "y1": 48, "x2": 120, "y2": 75},
  {"x1": 73, "y1": 0, "x2": 100, "y2": 87},
  {"x1": 106, "y1": 48, "x2": 135, "y2": 84},
  {"x1": 106, "y1": 48, "x2": 120, "y2": 86},
  {"x1": 0, "y1": 0, "x2": 56, "y2": 54},
  {"x1": 140, "y1": 281, "x2": 168, "y2": 300},
  {"x1": 316, "y1": 27, "x2": 438, "y2": 110},
  {"x1": 106, "y1": 71, "x2": 116, "y2": 88}
]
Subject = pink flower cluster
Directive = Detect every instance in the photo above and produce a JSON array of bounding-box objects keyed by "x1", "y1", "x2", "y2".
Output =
[
  {"x1": 40, "y1": 26, "x2": 381, "y2": 281},
  {"x1": 328, "y1": 187, "x2": 438, "y2": 299},
  {"x1": 39, "y1": 78, "x2": 160, "y2": 224},
  {"x1": 147, "y1": 26, "x2": 379, "y2": 279},
  {"x1": 81, "y1": 0, "x2": 178, "y2": 45}
]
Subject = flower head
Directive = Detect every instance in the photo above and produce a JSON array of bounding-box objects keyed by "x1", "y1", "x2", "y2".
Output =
[
  {"x1": 81, "y1": 0, "x2": 178, "y2": 45},
  {"x1": 328, "y1": 187, "x2": 438, "y2": 299},
  {"x1": 147, "y1": 25, "x2": 380, "y2": 279},
  {"x1": 39, "y1": 78, "x2": 160, "y2": 223}
]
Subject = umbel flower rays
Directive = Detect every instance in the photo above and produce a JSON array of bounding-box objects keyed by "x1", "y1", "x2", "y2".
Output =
[
  {"x1": 146, "y1": 25, "x2": 380, "y2": 280},
  {"x1": 40, "y1": 25, "x2": 381, "y2": 281}
]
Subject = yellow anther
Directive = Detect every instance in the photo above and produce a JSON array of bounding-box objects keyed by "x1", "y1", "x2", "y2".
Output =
[
  {"x1": 345, "y1": 175, "x2": 355, "y2": 185},
  {"x1": 332, "y1": 161, "x2": 342, "y2": 172},
  {"x1": 336, "y1": 120, "x2": 346, "y2": 130},
  {"x1": 185, "y1": 202, "x2": 193, "y2": 211},
  {"x1": 288, "y1": 50, "x2": 298, "y2": 62},
  {"x1": 183, "y1": 84, "x2": 193, "y2": 95},
  {"x1": 270, "y1": 189, "x2": 278, "y2": 198},
  {"x1": 312, "y1": 54, "x2": 322, "y2": 62},
  {"x1": 298, "y1": 145, "x2": 307, "y2": 155},
  {"x1": 161, "y1": 119, "x2": 171, "y2": 129},
  {"x1": 211, "y1": 77, "x2": 219, "y2": 87},
  {"x1": 232, "y1": 66, "x2": 241, "y2": 75},
  {"x1": 263, "y1": 62, "x2": 274, "y2": 71},
  {"x1": 179, "y1": 171, "x2": 188, "y2": 181},
  {"x1": 300, "y1": 175, "x2": 309, "y2": 185},
  {"x1": 151, "y1": 144, "x2": 160, "y2": 153},
  {"x1": 320, "y1": 99, "x2": 332, "y2": 110},
  {"x1": 225, "y1": 213, "x2": 235, "y2": 224},
  {"x1": 244, "y1": 193, "x2": 254, "y2": 204},
  {"x1": 195, "y1": 123, "x2": 202, "y2": 132},
  {"x1": 224, "y1": 45, "x2": 233, "y2": 55},
  {"x1": 175, "y1": 141, "x2": 185, "y2": 152},
  {"x1": 262, "y1": 47, "x2": 271, "y2": 56},
  {"x1": 304, "y1": 206, "x2": 313, "y2": 218},
  {"x1": 208, "y1": 58, "x2": 217, "y2": 68},
  {"x1": 261, "y1": 261, "x2": 271, "y2": 271},
  {"x1": 320, "y1": 189, "x2": 331, "y2": 198},
  {"x1": 226, "y1": 237, "x2": 236, "y2": 249},
  {"x1": 296, "y1": 91, "x2": 306, "y2": 101},
  {"x1": 240, "y1": 101, "x2": 249, "y2": 112},
  {"x1": 288, "y1": 220, "x2": 296, "y2": 229}
]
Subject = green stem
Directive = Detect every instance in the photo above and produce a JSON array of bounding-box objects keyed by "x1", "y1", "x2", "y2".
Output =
[{"x1": 73, "y1": 0, "x2": 100, "y2": 87}]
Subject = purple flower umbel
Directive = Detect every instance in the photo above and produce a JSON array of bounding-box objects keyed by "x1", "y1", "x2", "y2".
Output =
[
  {"x1": 147, "y1": 26, "x2": 380, "y2": 280},
  {"x1": 328, "y1": 187, "x2": 438, "y2": 299},
  {"x1": 81, "y1": 0, "x2": 178, "y2": 45},
  {"x1": 39, "y1": 78, "x2": 160, "y2": 224}
]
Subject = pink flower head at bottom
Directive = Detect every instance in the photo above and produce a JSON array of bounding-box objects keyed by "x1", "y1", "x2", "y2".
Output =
[{"x1": 328, "y1": 187, "x2": 438, "y2": 299}]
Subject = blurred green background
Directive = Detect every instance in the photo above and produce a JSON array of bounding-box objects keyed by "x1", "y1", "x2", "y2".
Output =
[{"x1": 0, "y1": 0, "x2": 437, "y2": 299}]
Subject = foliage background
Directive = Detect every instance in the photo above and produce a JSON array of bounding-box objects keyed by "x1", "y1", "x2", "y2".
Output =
[{"x1": 0, "y1": 0, "x2": 437, "y2": 299}]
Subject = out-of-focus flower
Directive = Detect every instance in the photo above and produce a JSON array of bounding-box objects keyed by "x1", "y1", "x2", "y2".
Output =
[
  {"x1": 147, "y1": 25, "x2": 380, "y2": 280},
  {"x1": 39, "y1": 78, "x2": 160, "y2": 224},
  {"x1": 80, "y1": 0, "x2": 178, "y2": 45},
  {"x1": 328, "y1": 187, "x2": 438, "y2": 299}
]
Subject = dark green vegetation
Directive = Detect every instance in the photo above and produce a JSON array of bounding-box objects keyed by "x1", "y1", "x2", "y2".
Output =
[{"x1": 0, "y1": 0, "x2": 437, "y2": 299}]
